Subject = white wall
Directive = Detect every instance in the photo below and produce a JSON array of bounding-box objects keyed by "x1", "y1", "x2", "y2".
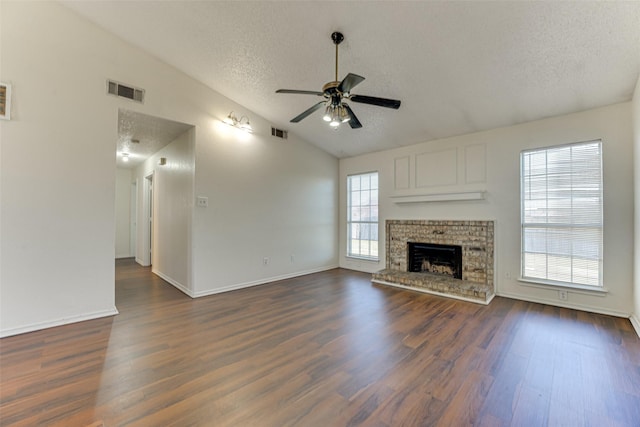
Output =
[
  {"x1": 632, "y1": 74, "x2": 640, "y2": 336},
  {"x1": 1, "y1": 1, "x2": 119, "y2": 336},
  {"x1": 134, "y1": 128, "x2": 194, "y2": 294},
  {"x1": 192, "y1": 120, "x2": 339, "y2": 296},
  {"x1": 0, "y1": 2, "x2": 338, "y2": 336},
  {"x1": 340, "y1": 103, "x2": 634, "y2": 317},
  {"x1": 115, "y1": 168, "x2": 132, "y2": 258}
]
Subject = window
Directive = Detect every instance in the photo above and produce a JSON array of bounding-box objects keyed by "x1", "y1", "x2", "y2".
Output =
[
  {"x1": 347, "y1": 172, "x2": 379, "y2": 260},
  {"x1": 521, "y1": 140, "x2": 603, "y2": 287}
]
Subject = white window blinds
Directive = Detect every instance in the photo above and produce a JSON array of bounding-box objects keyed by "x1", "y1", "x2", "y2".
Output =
[
  {"x1": 347, "y1": 172, "x2": 379, "y2": 260},
  {"x1": 521, "y1": 140, "x2": 603, "y2": 287}
]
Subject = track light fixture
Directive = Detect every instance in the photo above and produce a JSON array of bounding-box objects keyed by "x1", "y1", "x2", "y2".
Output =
[{"x1": 224, "y1": 111, "x2": 252, "y2": 133}]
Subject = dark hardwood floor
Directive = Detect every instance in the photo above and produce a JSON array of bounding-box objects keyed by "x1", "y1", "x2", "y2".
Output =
[{"x1": 1, "y1": 259, "x2": 639, "y2": 426}]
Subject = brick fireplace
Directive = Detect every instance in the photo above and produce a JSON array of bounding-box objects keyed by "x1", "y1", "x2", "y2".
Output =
[{"x1": 372, "y1": 220, "x2": 495, "y2": 304}]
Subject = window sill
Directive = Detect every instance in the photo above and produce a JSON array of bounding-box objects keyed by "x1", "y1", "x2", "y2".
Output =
[
  {"x1": 518, "y1": 277, "x2": 608, "y2": 296},
  {"x1": 346, "y1": 256, "x2": 380, "y2": 263}
]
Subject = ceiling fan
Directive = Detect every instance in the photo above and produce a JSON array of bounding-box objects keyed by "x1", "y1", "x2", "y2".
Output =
[{"x1": 276, "y1": 31, "x2": 401, "y2": 129}]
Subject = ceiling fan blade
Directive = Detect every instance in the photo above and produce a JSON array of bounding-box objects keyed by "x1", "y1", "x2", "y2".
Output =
[
  {"x1": 343, "y1": 104, "x2": 362, "y2": 129},
  {"x1": 290, "y1": 101, "x2": 325, "y2": 123},
  {"x1": 276, "y1": 89, "x2": 324, "y2": 96},
  {"x1": 338, "y1": 73, "x2": 365, "y2": 94},
  {"x1": 350, "y1": 95, "x2": 401, "y2": 109}
]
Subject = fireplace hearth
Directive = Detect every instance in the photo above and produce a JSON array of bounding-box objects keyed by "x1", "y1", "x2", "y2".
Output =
[{"x1": 372, "y1": 220, "x2": 495, "y2": 304}]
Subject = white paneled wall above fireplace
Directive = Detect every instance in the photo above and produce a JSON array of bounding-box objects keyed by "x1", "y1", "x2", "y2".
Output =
[{"x1": 392, "y1": 144, "x2": 487, "y2": 198}]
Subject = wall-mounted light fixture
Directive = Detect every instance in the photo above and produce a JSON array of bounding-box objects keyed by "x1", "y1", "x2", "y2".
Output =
[
  {"x1": 121, "y1": 152, "x2": 130, "y2": 162},
  {"x1": 224, "y1": 111, "x2": 252, "y2": 133}
]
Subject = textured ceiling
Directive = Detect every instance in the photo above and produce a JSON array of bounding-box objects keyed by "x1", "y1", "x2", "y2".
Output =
[
  {"x1": 117, "y1": 109, "x2": 192, "y2": 168},
  {"x1": 64, "y1": 1, "x2": 640, "y2": 159}
]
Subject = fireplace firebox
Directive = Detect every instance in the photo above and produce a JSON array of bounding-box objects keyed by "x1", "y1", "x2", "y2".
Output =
[{"x1": 407, "y1": 242, "x2": 462, "y2": 279}]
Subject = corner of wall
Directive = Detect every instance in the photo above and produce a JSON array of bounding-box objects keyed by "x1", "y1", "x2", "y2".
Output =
[
  {"x1": 633, "y1": 72, "x2": 640, "y2": 338},
  {"x1": 631, "y1": 314, "x2": 640, "y2": 338}
]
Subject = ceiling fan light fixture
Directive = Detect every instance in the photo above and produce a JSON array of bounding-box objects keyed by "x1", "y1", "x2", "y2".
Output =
[
  {"x1": 322, "y1": 105, "x2": 332, "y2": 122},
  {"x1": 340, "y1": 105, "x2": 350, "y2": 123},
  {"x1": 329, "y1": 105, "x2": 343, "y2": 127},
  {"x1": 276, "y1": 31, "x2": 401, "y2": 130}
]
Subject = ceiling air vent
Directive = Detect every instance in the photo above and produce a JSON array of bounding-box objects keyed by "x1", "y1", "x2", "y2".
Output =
[
  {"x1": 271, "y1": 127, "x2": 288, "y2": 139},
  {"x1": 107, "y1": 79, "x2": 145, "y2": 103}
]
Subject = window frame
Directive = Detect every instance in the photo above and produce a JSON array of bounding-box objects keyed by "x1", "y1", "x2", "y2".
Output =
[
  {"x1": 520, "y1": 140, "x2": 603, "y2": 289},
  {"x1": 346, "y1": 171, "x2": 379, "y2": 261}
]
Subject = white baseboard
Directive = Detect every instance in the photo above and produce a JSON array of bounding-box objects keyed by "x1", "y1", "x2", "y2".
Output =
[
  {"x1": 497, "y1": 291, "x2": 630, "y2": 318},
  {"x1": 372, "y1": 279, "x2": 493, "y2": 305},
  {"x1": 630, "y1": 314, "x2": 640, "y2": 338},
  {"x1": 115, "y1": 253, "x2": 132, "y2": 259},
  {"x1": 193, "y1": 265, "x2": 339, "y2": 298},
  {"x1": 152, "y1": 269, "x2": 193, "y2": 297},
  {"x1": 135, "y1": 257, "x2": 149, "y2": 267},
  {"x1": 0, "y1": 307, "x2": 119, "y2": 338}
]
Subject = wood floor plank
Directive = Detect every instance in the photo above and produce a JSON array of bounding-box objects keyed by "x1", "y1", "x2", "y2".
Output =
[{"x1": 1, "y1": 259, "x2": 639, "y2": 426}]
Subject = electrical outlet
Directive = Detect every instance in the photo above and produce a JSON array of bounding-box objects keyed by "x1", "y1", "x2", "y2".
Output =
[
  {"x1": 263, "y1": 257, "x2": 270, "y2": 265},
  {"x1": 196, "y1": 196, "x2": 208, "y2": 207},
  {"x1": 559, "y1": 290, "x2": 568, "y2": 301}
]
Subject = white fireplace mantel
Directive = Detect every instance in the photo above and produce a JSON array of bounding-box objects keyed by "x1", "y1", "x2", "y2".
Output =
[{"x1": 389, "y1": 191, "x2": 485, "y2": 204}]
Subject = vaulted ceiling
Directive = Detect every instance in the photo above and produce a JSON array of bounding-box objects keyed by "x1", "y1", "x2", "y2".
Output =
[{"x1": 63, "y1": 1, "x2": 640, "y2": 158}]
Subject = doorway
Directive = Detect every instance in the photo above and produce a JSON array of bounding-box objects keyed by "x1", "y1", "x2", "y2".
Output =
[
  {"x1": 144, "y1": 173, "x2": 153, "y2": 267},
  {"x1": 113, "y1": 108, "x2": 195, "y2": 294},
  {"x1": 130, "y1": 180, "x2": 137, "y2": 259}
]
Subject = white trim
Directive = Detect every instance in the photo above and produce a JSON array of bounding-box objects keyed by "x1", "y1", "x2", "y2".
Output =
[
  {"x1": 497, "y1": 290, "x2": 630, "y2": 318},
  {"x1": 193, "y1": 265, "x2": 339, "y2": 298},
  {"x1": 152, "y1": 269, "x2": 193, "y2": 298},
  {"x1": 372, "y1": 279, "x2": 494, "y2": 305},
  {"x1": 135, "y1": 257, "x2": 148, "y2": 267},
  {"x1": 517, "y1": 277, "x2": 608, "y2": 295},
  {"x1": 520, "y1": 140, "x2": 603, "y2": 288},
  {"x1": 390, "y1": 191, "x2": 485, "y2": 203},
  {"x1": 630, "y1": 314, "x2": 640, "y2": 338},
  {"x1": 345, "y1": 255, "x2": 380, "y2": 263},
  {"x1": 0, "y1": 307, "x2": 119, "y2": 338}
]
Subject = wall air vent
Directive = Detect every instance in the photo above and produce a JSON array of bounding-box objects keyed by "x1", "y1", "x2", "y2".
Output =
[
  {"x1": 107, "y1": 80, "x2": 145, "y2": 103},
  {"x1": 271, "y1": 127, "x2": 288, "y2": 139}
]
